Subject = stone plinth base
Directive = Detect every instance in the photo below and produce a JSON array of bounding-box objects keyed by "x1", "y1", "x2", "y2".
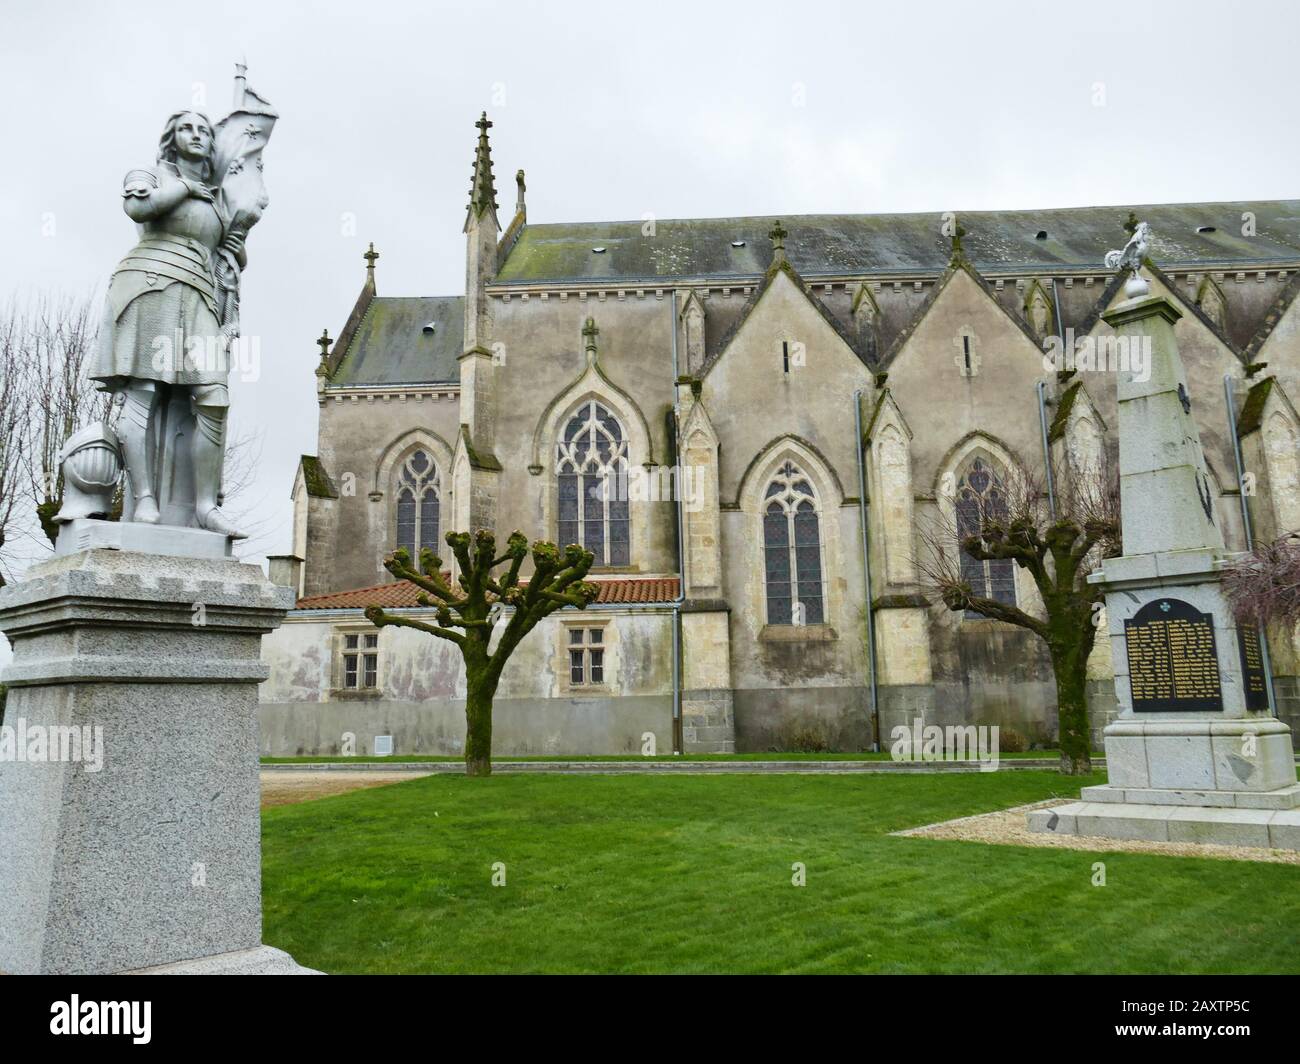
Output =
[
  {"x1": 0, "y1": 549, "x2": 304, "y2": 974},
  {"x1": 1025, "y1": 716, "x2": 1299, "y2": 849},
  {"x1": 1027, "y1": 799, "x2": 1300, "y2": 849},
  {"x1": 122, "y1": 945, "x2": 322, "y2": 975},
  {"x1": 1079, "y1": 781, "x2": 1300, "y2": 809},
  {"x1": 1104, "y1": 718, "x2": 1296, "y2": 793},
  {"x1": 54, "y1": 517, "x2": 232, "y2": 559}
]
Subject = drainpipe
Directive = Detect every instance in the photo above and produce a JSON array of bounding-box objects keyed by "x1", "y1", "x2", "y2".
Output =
[
  {"x1": 1036, "y1": 381, "x2": 1058, "y2": 519},
  {"x1": 1036, "y1": 278, "x2": 1068, "y2": 518},
  {"x1": 668, "y1": 292, "x2": 687, "y2": 753},
  {"x1": 853, "y1": 389, "x2": 881, "y2": 752},
  {"x1": 1224, "y1": 373, "x2": 1279, "y2": 717}
]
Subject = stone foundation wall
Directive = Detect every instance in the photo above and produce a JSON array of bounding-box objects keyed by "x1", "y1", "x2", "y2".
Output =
[
  {"x1": 260, "y1": 694, "x2": 672, "y2": 758},
  {"x1": 733, "y1": 685, "x2": 873, "y2": 752},
  {"x1": 680, "y1": 689, "x2": 735, "y2": 753}
]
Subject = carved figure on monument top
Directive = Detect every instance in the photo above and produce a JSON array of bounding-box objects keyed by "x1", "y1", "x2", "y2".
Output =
[
  {"x1": 67, "y1": 66, "x2": 277, "y2": 539},
  {"x1": 1105, "y1": 220, "x2": 1153, "y2": 298}
]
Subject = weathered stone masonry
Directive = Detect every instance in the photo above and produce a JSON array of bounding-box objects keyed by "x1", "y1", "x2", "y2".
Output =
[{"x1": 260, "y1": 116, "x2": 1300, "y2": 755}]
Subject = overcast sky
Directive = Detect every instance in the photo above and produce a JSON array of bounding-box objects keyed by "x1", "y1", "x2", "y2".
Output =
[{"x1": 1, "y1": 0, "x2": 1298, "y2": 662}]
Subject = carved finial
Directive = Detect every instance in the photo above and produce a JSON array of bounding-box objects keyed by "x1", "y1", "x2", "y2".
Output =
[
  {"x1": 364, "y1": 242, "x2": 379, "y2": 274},
  {"x1": 1105, "y1": 219, "x2": 1152, "y2": 298},
  {"x1": 468, "y1": 112, "x2": 499, "y2": 219},
  {"x1": 950, "y1": 216, "x2": 967, "y2": 261},
  {"x1": 516, "y1": 169, "x2": 526, "y2": 216},
  {"x1": 769, "y1": 220, "x2": 788, "y2": 263},
  {"x1": 315, "y1": 328, "x2": 332, "y2": 379},
  {"x1": 582, "y1": 316, "x2": 599, "y2": 358},
  {"x1": 1123, "y1": 210, "x2": 1139, "y2": 236}
]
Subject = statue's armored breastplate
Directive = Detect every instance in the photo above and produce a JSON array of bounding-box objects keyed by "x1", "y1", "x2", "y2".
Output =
[{"x1": 108, "y1": 234, "x2": 219, "y2": 321}]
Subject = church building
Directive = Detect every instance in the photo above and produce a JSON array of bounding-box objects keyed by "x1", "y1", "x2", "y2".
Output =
[{"x1": 257, "y1": 114, "x2": 1300, "y2": 757}]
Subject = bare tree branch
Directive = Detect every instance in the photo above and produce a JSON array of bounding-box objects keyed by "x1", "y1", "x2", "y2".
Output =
[{"x1": 1222, "y1": 533, "x2": 1300, "y2": 629}]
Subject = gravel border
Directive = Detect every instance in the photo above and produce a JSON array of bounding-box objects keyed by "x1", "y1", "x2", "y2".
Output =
[{"x1": 894, "y1": 800, "x2": 1300, "y2": 865}]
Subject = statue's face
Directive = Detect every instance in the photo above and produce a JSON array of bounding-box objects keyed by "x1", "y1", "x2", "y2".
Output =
[{"x1": 173, "y1": 113, "x2": 213, "y2": 161}]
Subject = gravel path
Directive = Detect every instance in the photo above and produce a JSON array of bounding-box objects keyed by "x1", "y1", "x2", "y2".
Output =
[
  {"x1": 895, "y1": 800, "x2": 1300, "y2": 865},
  {"x1": 260, "y1": 770, "x2": 432, "y2": 808}
]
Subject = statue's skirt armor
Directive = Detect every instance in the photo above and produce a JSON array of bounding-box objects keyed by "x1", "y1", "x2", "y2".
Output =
[{"x1": 92, "y1": 235, "x2": 227, "y2": 389}]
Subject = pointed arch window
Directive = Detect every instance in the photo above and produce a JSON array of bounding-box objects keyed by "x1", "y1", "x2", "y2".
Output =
[
  {"x1": 557, "y1": 400, "x2": 630, "y2": 566},
  {"x1": 395, "y1": 449, "x2": 441, "y2": 558},
  {"x1": 955, "y1": 456, "x2": 1016, "y2": 616},
  {"x1": 762, "y1": 459, "x2": 824, "y2": 625}
]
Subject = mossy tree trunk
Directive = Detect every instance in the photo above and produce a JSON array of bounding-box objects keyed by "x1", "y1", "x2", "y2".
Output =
[
  {"x1": 1046, "y1": 601, "x2": 1097, "y2": 775},
  {"x1": 463, "y1": 647, "x2": 502, "y2": 777},
  {"x1": 366, "y1": 529, "x2": 598, "y2": 778},
  {"x1": 931, "y1": 507, "x2": 1115, "y2": 775}
]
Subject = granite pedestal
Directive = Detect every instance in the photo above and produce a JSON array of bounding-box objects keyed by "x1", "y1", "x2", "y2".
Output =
[{"x1": 0, "y1": 546, "x2": 319, "y2": 973}]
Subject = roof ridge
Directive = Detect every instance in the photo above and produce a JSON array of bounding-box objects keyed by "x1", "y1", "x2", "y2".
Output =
[{"x1": 512, "y1": 200, "x2": 1300, "y2": 229}]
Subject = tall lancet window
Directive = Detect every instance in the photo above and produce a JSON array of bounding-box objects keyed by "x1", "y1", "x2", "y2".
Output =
[
  {"x1": 955, "y1": 456, "x2": 1016, "y2": 616},
  {"x1": 557, "y1": 401, "x2": 630, "y2": 565},
  {"x1": 762, "y1": 459, "x2": 824, "y2": 625},
  {"x1": 395, "y1": 449, "x2": 441, "y2": 558}
]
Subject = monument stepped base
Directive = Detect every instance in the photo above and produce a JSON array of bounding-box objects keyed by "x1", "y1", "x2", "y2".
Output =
[
  {"x1": 1027, "y1": 788, "x2": 1300, "y2": 849},
  {"x1": 1079, "y1": 781, "x2": 1300, "y2": 809},
  {"x1": 122, "y1": 945, "x2": 323, "y2": 975}
]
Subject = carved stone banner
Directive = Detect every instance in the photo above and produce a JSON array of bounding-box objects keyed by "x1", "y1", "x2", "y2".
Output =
[{"x1": 1123, "y1": 597, "x2": 1222, "y2": 713}]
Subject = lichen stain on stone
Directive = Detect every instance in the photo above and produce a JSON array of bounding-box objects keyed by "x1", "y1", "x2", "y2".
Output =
[
  {"x1": 388, "y1": 638, "x2": 460, "y2": 702},
  {"x1": 264, "y1": 642, "x2": 323, "y2": 702},
  {"x1": 759, "y1": 640, "x2": 842, "y2": 685}
]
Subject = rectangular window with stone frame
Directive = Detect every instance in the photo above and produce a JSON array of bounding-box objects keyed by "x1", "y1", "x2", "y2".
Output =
[
  {"x1": 335, "y1": 629, "x2": 380, "y2": 693},
  {"x1": 567, "y1": 626, "x2": 606, "y2": 687}
]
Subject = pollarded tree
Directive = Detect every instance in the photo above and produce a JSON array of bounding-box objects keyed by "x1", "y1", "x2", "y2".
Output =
[
  {"x1": 365, "y1": 529, "x2": 599, "y2": 777},
  {"x1": 918, "y1": 465, "x2": 1121, "y2": 775}
]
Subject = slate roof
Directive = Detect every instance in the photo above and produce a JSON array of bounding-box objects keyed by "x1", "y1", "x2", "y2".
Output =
[
  {"x1": 329, "y1": 295, "x2": 464, "y2": 386},
  {"x1": 295, "y1": 576, "x2": 681, "y2": 610},
  {"x1": 495, "y1": 201, "x2": 1300, "y2": 285}
]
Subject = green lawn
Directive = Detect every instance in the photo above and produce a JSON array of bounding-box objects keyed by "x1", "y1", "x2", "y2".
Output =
[{"x1": 262, "y1": 771, "x2": 1300, "y2": 974}]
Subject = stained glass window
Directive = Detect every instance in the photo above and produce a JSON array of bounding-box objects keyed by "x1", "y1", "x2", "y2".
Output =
[
  {"x1": 394, "y1": 450, "x2": 440, "y2": 558},
  {"x1": 762, "y1": 460, "x2": 824, "y2": 625},
  {"x1": 556, "y1": 401, "x2": 630, "y2": 565},
  {"x1": 955, "y1": 457, "x2": 1017, "y2": 616}
]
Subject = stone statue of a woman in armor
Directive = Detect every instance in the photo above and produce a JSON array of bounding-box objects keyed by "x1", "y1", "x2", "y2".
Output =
[{"x1": 87, "y1": 72, "x2": 276, "y2": 539}]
